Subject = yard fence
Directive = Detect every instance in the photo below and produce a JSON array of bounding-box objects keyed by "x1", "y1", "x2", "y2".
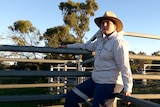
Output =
[{"x1": 0, "y1": 31, "x2": 160, "y2": 107}]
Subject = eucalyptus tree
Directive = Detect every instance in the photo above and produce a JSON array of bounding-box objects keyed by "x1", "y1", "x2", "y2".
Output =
[
  {"x1": 43, "y1": 26, "x2": 78, "y2": 60},
  {"x1": 7, "y1": 20, "x2": 45, "y2": 59},
  {"x1": 135, "y1": 51, "x2": 151, "y2": 73},
  {"x1": 8, "y1": 20, "x2": 43, "y2": 47},
  {"x1": 59, "y1": 0, "x2": 98, "y2": 42},
  {"x1": 150, "y1": 51, "x2": 160, "y2": 70},
  {"x1": 129, "y1": 51, "x2": 137, "y2": 73},
  {"x1": 43, "y1": 0, "x2": 98, "y2": 60},
  {"x1": 3, "y1": 20, "x2": 46, "y2": 70},
  {"x1": 44, "y1": 26, "x2": 77, "y2": 48}
]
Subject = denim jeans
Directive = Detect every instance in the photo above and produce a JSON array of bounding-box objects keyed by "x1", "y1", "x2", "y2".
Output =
[{"x1": 64, "y1": 77, "x2": 123, "y2": 107}]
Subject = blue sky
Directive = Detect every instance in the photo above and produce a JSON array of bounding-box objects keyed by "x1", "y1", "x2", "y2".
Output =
[{"x1": 1, "y1": 0, "x2": 160, "y2": 55}]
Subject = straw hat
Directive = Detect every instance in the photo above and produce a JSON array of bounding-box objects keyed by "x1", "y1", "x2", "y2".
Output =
[{"x1": 94, "y1": 11, "x2": 123, "y2": 32}]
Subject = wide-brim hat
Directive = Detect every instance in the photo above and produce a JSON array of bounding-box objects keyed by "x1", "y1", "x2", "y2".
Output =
[{"x1": 94, "y1": 11, "x2": 123, "y2": 32}]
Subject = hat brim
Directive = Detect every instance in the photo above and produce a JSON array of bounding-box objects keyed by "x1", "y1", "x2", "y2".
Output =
[{"x1": 94, "y1": 16, "x2": 123, "y2": 32}]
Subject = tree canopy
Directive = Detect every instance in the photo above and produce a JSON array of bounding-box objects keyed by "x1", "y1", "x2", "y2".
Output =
[
  {"x1": 43, "y1": 0, "x2": 98, "y2": 60},
  {"x1": 59, "y1": 0, "x2": 98, "y2": 41},
  {"x1": 8, "y1": 20, "x2": 37, "y2": 34},
  {"x1": 44, "y1": 26, "x2": 77, "y2": 47},
  {"x1": 6, "y1": 20, "x2": 45, "y2": 59},
  {"x1": 8, "y1": 20, "x2": 43, "y2": 46}
]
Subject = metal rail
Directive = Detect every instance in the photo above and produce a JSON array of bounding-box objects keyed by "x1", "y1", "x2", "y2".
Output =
[
  {"x1": 0, "y1": 94, "x2": 66, "y2": 102},
  {"x1": 115, "y1": 93, "x2": 160, "y2": 107},
  {"x1": 0, "y1": 58, "x2": 76, "y2": 63},
  {"x1": 0, "y1": 83, "x2": 66, "y2": 89},
  {"x1": 0, "y1": 45, "x2": 91, "y2": 55},
  {"x1": 125, "y1": 32, "x2": 160, "y2": 40},
  {"x1": 0, "y1": 70, "x2": 91, "y2": 77}
]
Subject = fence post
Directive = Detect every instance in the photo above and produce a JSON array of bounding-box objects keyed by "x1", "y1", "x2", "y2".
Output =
[
  {"x1": 64, "y1": 64, "x2": 67, "y2": 94},
  {"x1": 80, "y1": 66, "x2": 86, "y2": 83},
  {"x1": 57, "y1": 64, "x2": 61, "y2": 94},
  {"x1": 113, "y1": 98, "x2": 118, "y2": 107},
  {"x1": 75, "y1": 55, "x2": 83, "y2": 107},
  {"x1": 48, "y1": 65, "x2": 54, "y2": 92},
  {"x1": 75, "y1": 55, "x2": 80, "y2": 85},
  {"x1": 142, "y1": 64, "x2": 147, "y2": 86}
]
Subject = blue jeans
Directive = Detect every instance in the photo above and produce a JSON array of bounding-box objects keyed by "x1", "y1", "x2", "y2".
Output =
[{"x1": 64, "y1": 78, "x2": 123, "y2": 107}]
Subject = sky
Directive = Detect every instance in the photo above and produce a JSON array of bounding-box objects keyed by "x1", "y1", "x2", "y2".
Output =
[{"x1": 1, "y1": 0, "x2": 160, "y2": 55}]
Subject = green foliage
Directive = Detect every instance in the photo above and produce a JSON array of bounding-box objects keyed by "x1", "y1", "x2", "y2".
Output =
[
  {"x1": 0, "y1": 76, "x2": 51, "y2": 107},
  {"x1": 43, "y1": 26, "x2": 79, "y2": 60},
  {"x1": 0, "y1": 63, "x2": 8, "y2": 70},
  {"x1": 133, "y1": 80, "x2": 160, "y2": 94},
  {"x1": 150, "y1": 51, "x2": 160, "y2": 70},
  {"x1": 59, "y1": 0, "x2": 98, "y2": 40},
  {"x1": 13, "y1": 62, "x2": 41, "y2": 70},
  {"x1": 8, "y1": 20, "x2": 36, "y2": 34},
  {"x1": 44, "y1": 26, "x2": 78, "y2": 47},
  {"x1": 5, "y1": 20, "x2": 45, "y2": 62},
  {"x1": 43, "y1": 0, "x2": 98, "y2": 61},
  {"x1": 8, "y1": 20, "x2": 43, "y2": 47},
  {"x1": 152, "y1": 51, "x2": 160, "y2": 56},
  {"x1": 129, "y1": 51, "x2": 152, "y2": 73}
]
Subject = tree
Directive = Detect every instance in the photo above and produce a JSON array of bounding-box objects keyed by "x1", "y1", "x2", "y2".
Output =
[
  {"x1": 150, "y1": 51, "x2": 160, "y2": 70},
  {"x1": 0, "y1": 20, "x2": 46, "y2": 71},
  {"x1": 42, "y1": 0, "x2": 98, "y2": 68},
  {"x1": 129, "y1": 51, "x2": 137, "y2": 73},
  {"x1": 59, "y1": 0, "x2": 98, "y2": 42},
  {"x1": 9, "y1": 20, "x2": 35, "y2": 34},
  {"x1": 152, "y1": 51, "x2": 160, "y2": 56},
  {"x1": 7, "y1": 20, "x2": 45, "y2": 59},
  {"x1": 44, "y1": 26, "x2": 77, "y2": 47},
  {"x1": 135, "y1": 51, "x2": 151, "y2": 73},
  {"x1": 43, "y1": 26, "x2": 78, "y2": 60},
  {"x1": 129, "y1": 51, "x2": 152, "y2": 73},
  {"x1": 8, "y1": 20, "x2": 43, "y2": 47}
]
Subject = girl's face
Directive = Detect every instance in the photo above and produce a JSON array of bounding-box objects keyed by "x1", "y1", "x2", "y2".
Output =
[{"x1": 100, "y1": 19, "x2": 117, "y2": 35}]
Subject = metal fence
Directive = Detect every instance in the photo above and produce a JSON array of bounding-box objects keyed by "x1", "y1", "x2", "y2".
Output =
[{"x1": 0, "y1": 31, "x2": 160, "y2": 106}]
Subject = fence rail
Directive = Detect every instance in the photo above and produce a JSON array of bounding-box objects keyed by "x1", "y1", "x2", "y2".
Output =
[
  {"x1": 0, "y1": 45, "x2": 91, "y2": 55},
  {"x1": 0, "y1": 94, "x2": 66, "y2": 103},
  {"x1": 115, "y1": 93, "x2": 160, "y2": 107},
  {"x1": 0, "y1": 70, "x2": 91, "y2": 77},
  {"x1": 0, "y1": 69, "x2": 160, "y2": 107},
  {"x1": 0, "y1": 83, "x2": 66, "y2": 89}
]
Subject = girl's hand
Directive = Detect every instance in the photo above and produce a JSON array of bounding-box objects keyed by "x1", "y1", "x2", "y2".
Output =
[{"x1": 124, "y1": 91, "x2": 131, "y2": 105}]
